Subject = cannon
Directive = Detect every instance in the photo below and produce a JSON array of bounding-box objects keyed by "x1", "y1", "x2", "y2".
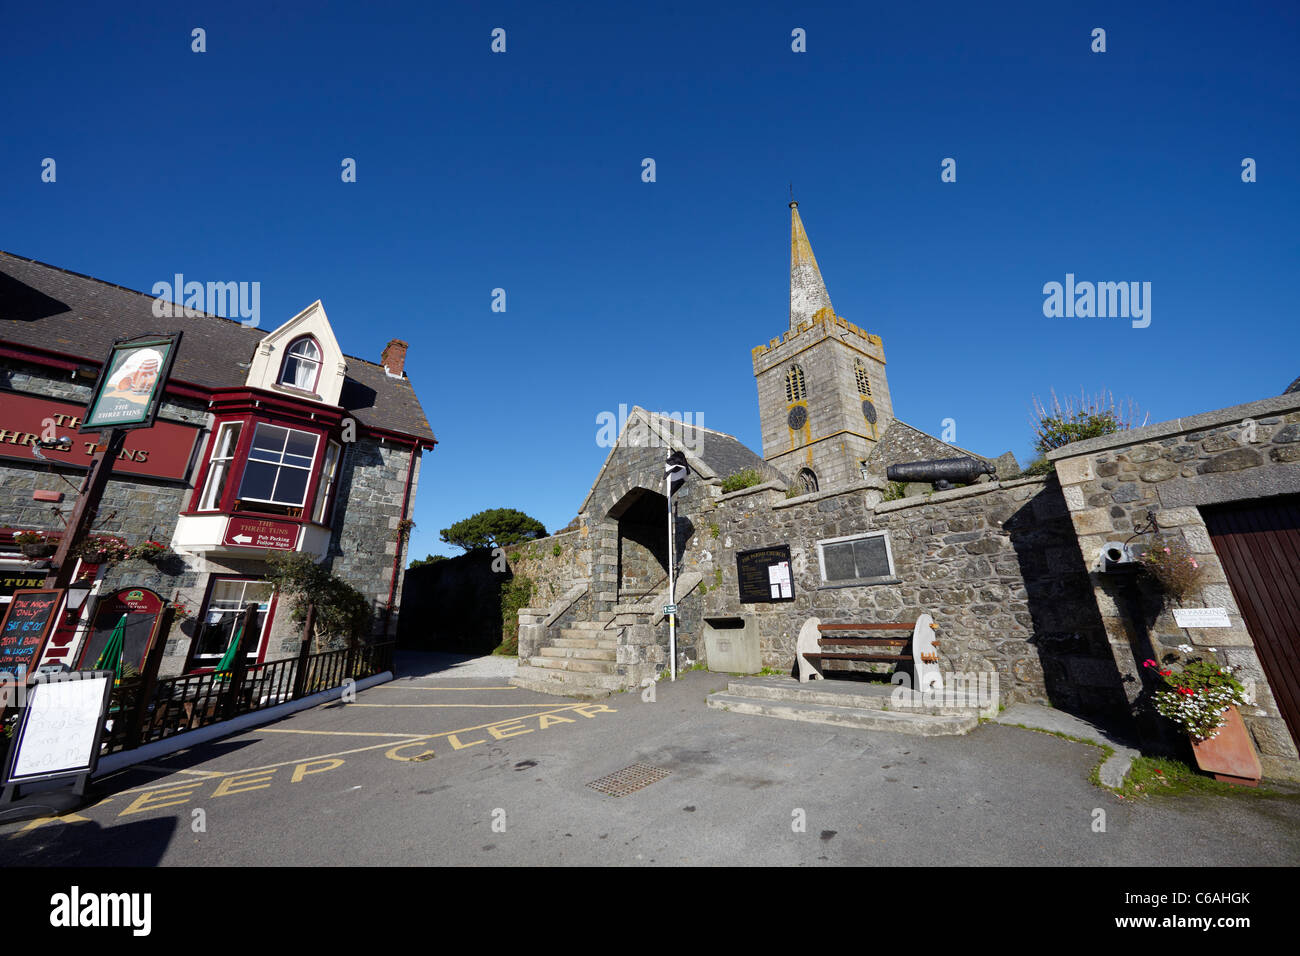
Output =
[{"x1": 886, "y1": 456, "x2": 996, "y2": 490}]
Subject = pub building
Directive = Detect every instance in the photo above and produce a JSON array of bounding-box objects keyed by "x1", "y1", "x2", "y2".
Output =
[{"x1": 0, "y1": 252, "x2": 435, "y2": 677}]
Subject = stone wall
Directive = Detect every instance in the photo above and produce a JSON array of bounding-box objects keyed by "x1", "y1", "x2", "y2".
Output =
[
  {"x1": 327, "y1": 438, "x2": 421, "y2": 638},
  {"x1": 1051, "y1": 393, "x2": 1300, "y2": 780},
  {"x1": 702, "y1": 477, "x2": 1124, "y2": 717},
  {"x1": 505, "y1": 527, "x2": 590, "y2": 607}
]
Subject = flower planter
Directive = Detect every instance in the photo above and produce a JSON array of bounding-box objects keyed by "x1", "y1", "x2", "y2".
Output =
[
  {"x1": 1191, "y1": 705, "x2": 1262, "y2": 786},
  {"x1": 20, "y1": 542, "x2": 58, "y2": 558}
]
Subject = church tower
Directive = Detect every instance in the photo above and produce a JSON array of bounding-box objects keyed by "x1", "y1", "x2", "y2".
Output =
[{"x1": 752, "y1": 202, "x2": 894, "y2": 493}]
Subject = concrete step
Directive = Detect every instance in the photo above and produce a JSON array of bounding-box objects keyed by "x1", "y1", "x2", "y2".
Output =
[
  {"x1": 727, "y1": 678, "x2": 982, "y2": 717},
  {"x1": 559, "y1": 621, "x2": 615, "y2": 633},
  {"x1": 539, "y1": 645, "x2": 617, "y2": 661},
  {"x1": 512, "y1": 664, "x2": 624, "y2": 698},
  {"x1": 705, "y1": 692, "x2": 979, "y2": 736},
  {"x1": 527, "y1": 656, "x2": 617, "y2": 675},
  {"x1": 551, "y1": 636, "x2": 618, "y2": 649}
]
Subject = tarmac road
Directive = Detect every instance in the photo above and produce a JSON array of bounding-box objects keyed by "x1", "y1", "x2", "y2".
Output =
[{"x1": 2, "y1": 656, "x2": 1298, "y2": 867}]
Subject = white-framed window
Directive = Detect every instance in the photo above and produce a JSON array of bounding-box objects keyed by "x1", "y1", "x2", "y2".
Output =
[
  {"x1": 192, "y1": 579, "x2": 274, "y2": 663},
  {"x1": 817, "y1": 530, "x2": 895, "y2": 584},
  {"x1": 279, "y1": 337, "x2": 321, "y2": 391},
  {"x1": 198, "y1": 421, "x2": 243, "y2": 511},
  {"x1": 312, "y1": 440, "x2": 342, "y2": 524},
  {"x1": 238, "y1": 423, "x2": 319, "y2": 507}
]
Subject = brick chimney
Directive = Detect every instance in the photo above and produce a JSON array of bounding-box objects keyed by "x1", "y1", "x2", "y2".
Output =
[{"x1": 381, "y1": 339, "x2": 408, "y2": 377}]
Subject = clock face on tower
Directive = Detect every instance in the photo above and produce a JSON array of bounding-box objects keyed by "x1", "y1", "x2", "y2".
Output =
[
  {"x1": 787, "y1": 405, "x2": 808, "y2": 429},
  {"x1": 862, "y1": 400, "x2": 877, "y2": 424}
]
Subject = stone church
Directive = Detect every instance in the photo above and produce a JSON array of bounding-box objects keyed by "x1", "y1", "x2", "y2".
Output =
[{"x1": 505, "y1": 203, "x2": 1300, "y2": 783}]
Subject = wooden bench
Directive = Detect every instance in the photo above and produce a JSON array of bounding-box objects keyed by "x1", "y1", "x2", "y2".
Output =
[{"x1": 796, "y1": 615, "x2": 943, "y2": 692}]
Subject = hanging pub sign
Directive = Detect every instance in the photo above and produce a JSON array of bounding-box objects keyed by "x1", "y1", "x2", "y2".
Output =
[
  {"x1": 74, "y1": 587, "x2": 165, "y2": 677},
  {"x1": 736, "y1": 545, "x2": 796, "y2": 603},
  {"x1": 81, "y1": 332, "x2": 182, "y2": 432},
  {"x1": 0, "y1": 589, "x2": 62, "y2": 683}
]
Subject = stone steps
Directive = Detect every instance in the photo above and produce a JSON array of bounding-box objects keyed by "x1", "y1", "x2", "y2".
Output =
[
  {"x1": 559, "y1": 621, "x2": 614, "y2": 634},
  {"x1": 705, "y1": 676, "x2": 985, "y2": 736},
  {"x1": 512, "y1": 662, "x2": 623, "y2": 699},
  {"x1": 706, "y1": 693, "x2": 978, "y2": 736},
  {"x1": 539, "y1": 645, "x2": 617, "y2": 661},
  {"x1": 549, "y1": 637, "x2": 618, "y2": 650},
  {"x1": 725, "y1": 678, "x2": 981, "y2": 717},
  {"x1": 527, "y1": 655, "x2": 616, "y2": 674}
]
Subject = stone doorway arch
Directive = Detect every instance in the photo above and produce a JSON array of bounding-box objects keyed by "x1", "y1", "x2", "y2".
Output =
[{"x1": 609, "y1": 487, "x2": 671, "y2": 604}]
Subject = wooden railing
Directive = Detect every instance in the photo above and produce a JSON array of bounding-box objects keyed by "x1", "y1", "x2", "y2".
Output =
[{"x1": 101, "y1": 641, "x2": 395, "y2": 755}]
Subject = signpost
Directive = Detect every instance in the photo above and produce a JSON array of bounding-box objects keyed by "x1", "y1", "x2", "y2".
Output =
[
  {"x1": 223, "y1": 516, "x2": 301, "y2": 550},
  {"x1": 43, "y1": 332, "x2": 181, "y2": 591},
  {"x1": 664, "y1": 451, "x2": 690, "y2": 682},
  {"x1": 0, "y1": 590, "x2": 62, "y2": 686}
]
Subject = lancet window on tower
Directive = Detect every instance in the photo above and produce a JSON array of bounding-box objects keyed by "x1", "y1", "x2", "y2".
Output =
[
  {"x1": 855, "y1": 361, "x2": 872, "y2": 398},
  {"x1": 785, "y1": 365, "x2": 807, "y2": 403}
]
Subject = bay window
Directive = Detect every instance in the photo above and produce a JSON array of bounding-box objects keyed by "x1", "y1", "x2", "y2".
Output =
[
  {"x1": 313, "y1": 441, "x2": 342, "y2": 524},
  {"x1": 198, "y1": 421, "x2": 243, "y2": 511},
  {"x1": 238, "y1": 423, "x2": 319, "y2": 513}
]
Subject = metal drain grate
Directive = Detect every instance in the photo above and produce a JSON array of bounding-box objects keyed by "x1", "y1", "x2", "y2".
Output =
[{"x1": 586, "y1": 763, "x2": 671, "y2": 797}]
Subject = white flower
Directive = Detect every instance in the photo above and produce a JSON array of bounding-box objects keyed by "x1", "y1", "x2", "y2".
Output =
[{"x1": 1177, "y1": 644, "x2": 1194, "y2": 654}]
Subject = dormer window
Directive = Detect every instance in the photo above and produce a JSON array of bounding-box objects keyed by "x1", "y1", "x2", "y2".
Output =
[{"x1": 279, "y1": 336, "x2": 321, "y2": 391}]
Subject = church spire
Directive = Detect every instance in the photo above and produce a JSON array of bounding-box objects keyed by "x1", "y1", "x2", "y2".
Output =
[{"x1": 789, "y1": 200, "x2": 835, "y2": 332}]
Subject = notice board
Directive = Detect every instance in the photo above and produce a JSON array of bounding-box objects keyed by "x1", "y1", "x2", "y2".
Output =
[
  {"x1": 0, "y1": 589, "x2": 62, "y2": 682},
  {"x1": 2, "y1": 671, "x2": 114, "y2": 788},
  {"x1": 736, "y1": 545, "x2": 795, "y2": 603}
]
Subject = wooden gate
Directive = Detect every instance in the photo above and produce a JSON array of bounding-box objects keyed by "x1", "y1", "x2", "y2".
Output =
[{"x1": 1202, "y1": 496, "x2": 1300, "y2": 751}]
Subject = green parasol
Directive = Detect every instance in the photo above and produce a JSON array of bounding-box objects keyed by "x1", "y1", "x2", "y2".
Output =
[
  {"x1": 94, "y1": 613, "x2": 127, "y2": 685},
  {"x1": 214, "y1": 622, "x2": 245, "y2": 681}
]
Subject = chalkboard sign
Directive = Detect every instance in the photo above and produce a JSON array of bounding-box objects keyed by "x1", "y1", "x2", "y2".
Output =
[
  {"x1": 2, "y1": 671, "x2": 113, "y2": 794},
  {"x1": 736, "y1": 545, "x2": 795, "y2": 603},
  {"x1": 0, "y1": 589, "x2": 62, "y2": 683}
]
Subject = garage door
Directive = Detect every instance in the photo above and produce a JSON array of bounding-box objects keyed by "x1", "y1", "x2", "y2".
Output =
[{"x1": 1202, "y1": 496, "x2": 1300, "y2": 751}]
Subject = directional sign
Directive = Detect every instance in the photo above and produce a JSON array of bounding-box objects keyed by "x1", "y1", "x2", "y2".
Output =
[
  {"x1": 662, "y1": 604, "x2": 677, "y2": 615},
  {"x1": 223, "y1": 516, "x2": 300, "y2": 551}
]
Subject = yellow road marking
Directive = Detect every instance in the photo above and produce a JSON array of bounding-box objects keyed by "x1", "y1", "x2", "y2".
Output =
[
  {"x1": 348, "y1": 702, "x2": 560, "y2": 708},
  {"x1": 258, "y1": 729, "x2": 433, "y2": 737},
  {"x1": 375, "y1": 685, "x2": 519, "y2": 691},
  {"x1": 109, "y1": 703, "x2": 589, "y2": 795},
  {"x1": 7, "y1": 812, "x2": 91, "y2": 837}
]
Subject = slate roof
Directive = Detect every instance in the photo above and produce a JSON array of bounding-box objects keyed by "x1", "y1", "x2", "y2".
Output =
[
  {"x1": 0, "y1": 251, "x2": 434, "y2": 443},
  {"x1": 640, "y1": 410, "x2": 781, "y2": 483}
]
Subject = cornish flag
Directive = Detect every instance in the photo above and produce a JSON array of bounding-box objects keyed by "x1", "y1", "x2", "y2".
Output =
[{"x1": 665, "y1": 451, "x2": 689, "y2": 495}]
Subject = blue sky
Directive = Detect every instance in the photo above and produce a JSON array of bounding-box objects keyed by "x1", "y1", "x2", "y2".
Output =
[{"x1": 3, "y1": 1, "x2": 1297, "y2": 562}]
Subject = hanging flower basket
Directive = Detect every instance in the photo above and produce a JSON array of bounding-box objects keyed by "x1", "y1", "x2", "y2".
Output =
[
  {"x1": 1136, "y1": 536, "x2": 1204, "y2": 602},
  {"x1": 14, "y1": 530, "x2": 59, "y2": 558},
  {"x1": 129, "y1": 540, "x2": 171, "y2": 562},
  {"x1": 79, "y1": 534, "x2": 130, "y2": 564}
]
